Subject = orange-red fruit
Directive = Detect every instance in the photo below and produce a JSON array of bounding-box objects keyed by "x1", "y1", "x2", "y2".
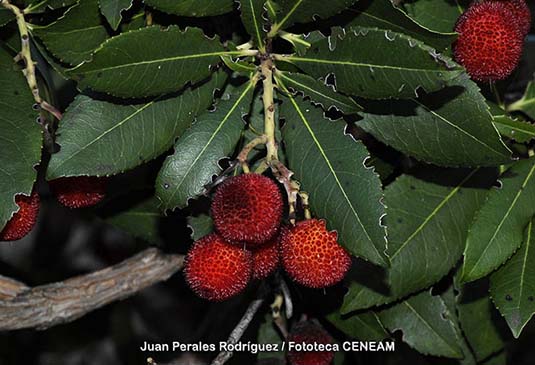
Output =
[
  {"x1": 251, "y1": 231, "x2": 283, "y2": 280},
  {"x1": 211, "y1": 174, "x2": 283, "y2": 246},
  {"x1": 281, "y1": 219, "x2": 351, "y2": 288},
  {"x1": 287, "y1": 322, "x2": 335, "y2": 365},
  {"x1": 493, "y1": 0, "x2": 531, "y2": 35},
  {"x1": 49, "y1": 176, "x2": 107, "y2": 208},
  {"x1": 453, "y1": 1, "x2": 524, "y2": 81},
  {"x1": 0, "y1": 191, "x2": 40, "y2": 241},
  {"x1": 184, "y1": 233, "x2": 252, "y2": 301}
]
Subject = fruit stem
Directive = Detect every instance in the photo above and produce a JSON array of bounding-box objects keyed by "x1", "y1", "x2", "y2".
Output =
[
  {"x1": 299, "y1": 191, "x2": 311, "y2": 220},
  {"x1": 270, "y1": 293, "x2": 289, "y2": 338},
  {"x1": 1, "y1": 0, "x2": 62, "y2": 122},
  {"x1": 237, "y1": 135, "x2": 268, "y2": 173},
  {"x1": 261, "y1": 57, "x2": 278, "y2": 163}
]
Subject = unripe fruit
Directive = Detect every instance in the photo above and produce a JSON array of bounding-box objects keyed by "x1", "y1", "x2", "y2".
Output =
[
  {"x1": 453, "y1": 1, "x2": 524, "y2": 81},
  {"x1": 251, "y1": 231, "x2": 283, "y2": 280},
  {"x1": 184, "y1": 233, "x2": 252, "y2": 301},
  {"x1": 493, "y1": 0, "x2": 531, "y2": 35},
  {"x1": 287, "y1": 322, "x2": 335, "y2": 365},
  {"x1": 49, "y1": 176, "x2": 107, "y2": 208},
  {"x1": 281, "y1": 219, "x2": 351, "y2": 288},
  {"x1": 0, "y1": 191, "x2": 40, "y2": 241},
  {"x1": 211, "y1": 174, "x2": 283, "y2": 246}
]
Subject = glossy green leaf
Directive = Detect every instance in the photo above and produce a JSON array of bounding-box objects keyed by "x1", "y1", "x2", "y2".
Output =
[
  {"x1": 358, "y1": 75, "x2": 512, "y2": 167},
  {"x1": 490, "y1": 102, "x2": 535, "y2": 143},
  {"x1": 144, "y1": 0, "x2": 235, "y2": 16},
  {"x1": 348, "y1": 0, "x2": 456, "y2": 50},
  {"x1": 490, "y1": 219, "x2": 535, "y2": 338},
  {"x1": 257, "y1": 314, "x2": 285, "y2": 361},
  {"x1": 267, "y1": 0, "x2": 357, "y2": 32},
  {"x1": 462, "y1": 158, "x2": 535, "y2": 283},
  {"x1": 47, "y1": 72, "x2": 226, "y2": 179},
  {"x1": 0, "y1": 9, "x2": 13, "y2": 27},
  {"x1": 99, "y1": 0, "x2": 134, "y2": 30},
  {"x1": 22, "y1": 0, "x2": 78, "y2": 13},
  {"x1": 279, "y1": 89, "x2": 388, "y2": 267},
  {"x1": 275, "y1": 71, "x2": 362, "y2": 114},
  {"x1": 342, "y1": 169, "x2": 491, "y2": 312},
  {"x1": 327, "y1": 310, "x2": 389, "y2": 341},
  {"x1": 509, "y1": 81, "x2": 535, "y2": 120},
  {"x1": 156, "y1": 79, "x2": 256, "y2": 210},
  {"x1": 68, "y1": 26, "x2": 236, "y2": 98},
  {"x1": 187, "y1": 214, "x2": 214, "y2": 241},
  {"x1": 0, "y1": 50, "x2": 42, "y2": 232},
  {"x1": 285, "y1": 27, "x2": 462, "y2": 99},
  {"x1": 403, "y1": 0, "x2": 463, "y2": 34},
  {"x1": 32, "y1": 0, "x2": 108, "y2": 66},
  {"x1": 379, "y1": 291, "x2": 463, "y2": 359},
  {"x1": 238, "y1": 0, "x2": 266, "y2": 49}
]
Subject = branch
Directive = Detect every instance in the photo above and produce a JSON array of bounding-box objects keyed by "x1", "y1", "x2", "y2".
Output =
[
  {"x1": 261, "y1": 57, "x2": 278, "y2": 163},
  {"x1": 211, "y1": 298, "x2": 265, "y2": 365},
  {"x1": 0, "y1": 248, "x2": 184, "y2": 331}
]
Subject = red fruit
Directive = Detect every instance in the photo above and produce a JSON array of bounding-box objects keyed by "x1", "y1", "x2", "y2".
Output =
[
  {"x1": 49, "y1": 176, "x2": 107, "y2": 208},
  {"x1": 211, "y1": 174, "x2": 283, "y2": 246},
  {"x1": 287, "y1": 322, "x2": 335, "y2": 365},
  {"x1": 0, "y1": 191, "x2": 40, "y2": 241},
  {"x1": 251, "y1": 231, "x2": 283, "y2": 280},
  {"x1": 453, "y1": 1, "x2": 524, "y2": 81},
  {"x1": 281, "y1": 219, "x2": 351, "y2": 288},
  {"x1": 493, "y1": 0, "x2": 531, "y2": 35},
  {"x1": 184, "y1": 233, "x2": 252, "y2": 301}
]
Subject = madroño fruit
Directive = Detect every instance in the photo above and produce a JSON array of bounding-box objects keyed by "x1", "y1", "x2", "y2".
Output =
[
  {"x1": 251, "y1": 231, "x2": 283, "y2": 280},
  {"x1": 287, "y1": 321, "x2": 335, "y2": 365},
  {"x1": 0, "y1": 191, "x2": 40, "y2": 241},
  {"x1": 184, "y1": 233, "x2": 252, "y2": 301},
  {"x1": 211, "y1": 173, "x2": 283, "y2": 246},
  {"x1": 49, "y1": 176, "x2": 107, "y2": 209},
  {"x1": 281, "y1": 219, "x2": 351, "y2": 288},
  {"x1": 454, "y1": 1, "x2": 524, "y2": 81}
]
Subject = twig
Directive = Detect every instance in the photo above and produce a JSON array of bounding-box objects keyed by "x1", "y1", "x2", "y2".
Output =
[
  {"x1": 270, "y1": 294, "x2": 288, "y2": 338},
  {"x1": 0, "y1": 248, "x2": 184, "y2": 331},
  {"x1": 211, "y1": 298, "x2": 265, "y2": 365},
  {"x1": 261, "y1": 57, "x2": 278, "y2": 163},
  {"x1": 270, "y1": 160, "x2": 299, "y2": 224},
  {"x1": 279, "y1": 279, "x2": 293, "y2": 319},
  {"x1": 238, "y1": 135, "x2": 268, "y2": 173}
]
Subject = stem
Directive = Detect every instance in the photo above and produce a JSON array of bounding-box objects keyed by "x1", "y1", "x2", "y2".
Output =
[
  {"x1": 490, "y1": 82, "x2": 503, "y2": 108},
  {"x1": 261, "y1": 57, "x2": 278, "y2": 163},
  {"x1": 299, "y1": 191, "x2": 311, "y2": 219},
  {"x1": 238, "y1": 134, "x2": 268, "y2": 173}
]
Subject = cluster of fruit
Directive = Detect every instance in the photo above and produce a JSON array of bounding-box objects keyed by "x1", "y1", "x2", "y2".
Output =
[
  {"x1": 454, "y1": 0, "x2": 531, "y2": 81},
  {"x1": 184, "y1": 173, "x2": 352, "y2": 301},
  {"x1": 0, "y1": 177, "x2": 107, "y2": 241}
]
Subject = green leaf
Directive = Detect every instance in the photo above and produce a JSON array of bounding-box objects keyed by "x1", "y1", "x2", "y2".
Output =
[
  {"x1": 327, "y1": 310, "x2": 389, "y2": 341},
  {"x1": 358, "y1": 74, "x2": 512, "y2": 167},
  {"x1": 403, "y1": 0, "x2": 463, "y2": 35},
  {"x1": 509, "y1": 81, "x2": 535, "y2": 120},
  {"x1": 342, "y1": 169, "x2": 491, "y2": 312},
  {"x1": 348, "y1": 0, "x2": 456, "y2": 51},
  {"x1": 31, "y1": 0, "x2": 108, "y2": 66},
  {"x1": 482, "y1": 351, "x2": 507, "y2": 365},
  {"x1": 144, "y1": 0, "x2": 235, "y2": 16},
  {"x1": 267, "y1": 0, "x2": 357, "y2": 32},
  {"x1": 22, "y1": 0, "x2": 78, "y2": 13},
  {"x1": 279, "y1": 90, "x2": 388, "y2": 268},
  {"x1": 462, "y1": 158, "x2": 535, "y2": 283},
  {"x1": 156, "y1": 78, "x2": 256, "y2": 210},
  {"x1": 379, "y1": 291, "x2": 464, "y2": 359},
  {"x1": 99, "y1": 0, "x2": 134, "y2": 30},
  {"x1": 275, "y1": 71, "x2": 362, "y2": 114},
  {"x1": 0, "y1": 8, "x2": 13, "y2": 27},
  {"x1": 0, "y1": 50, "x2": 42, "y2": 232},
  {"x1": 47, "y1": 72, "x2": 226, "y2": 179},
  {"x1": 490, "y1": 102, "x2": 535, "y2": 143},
  {"x1": 104, "y1": 195, "x2": 163, "y2": 244},
  {"x1": 257, "y1": 314, "x2": 285, "y2": 361},
  {"x1": 187, "y1": 214, "x2": 214, "y2": 241},
  {"x1": 284, "y1": 27, "x2": 462, "y2": 99},
  {"x1": 490, "y1": 219, "x2": 535, "y2": 338},
  {"x1": 68, "y1": 26, "x2": 236, "y2": 98},
  {"x1": 457, "y1": 281, "x2": 505, "y2": 361},
  {"x1": 238, "y1": 0, "x2": 266, "y2": 50}
]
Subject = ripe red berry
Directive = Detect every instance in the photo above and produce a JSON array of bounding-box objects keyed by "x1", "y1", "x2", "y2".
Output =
[
  {"x1": 211, "y1": 174, "x2": 283, "y2": 246},
  {"x1": 49, "y1": 176, "x2": 107, "y2": 208},
  {"x1": 453, "y1": 1, "x2": 524, "y2": 81},
  {"x1": 287, "y1": 322, "x2": 335, "y2": 365},
  {"x1": 184, "y1": 233, "x2": 252, "y2": 301},
  {"x1": 493, "y1": 0, "x2": 531, "y2": 35},
  {"x1": 251, "y1": 231, "x2": 283, "y2": 280},
  {"x1": 0, "y1": 191, "x2": 40, "y2": 241},
  {"x1": 281, "y1": 219, "x2": 351, "y2": 288}
]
